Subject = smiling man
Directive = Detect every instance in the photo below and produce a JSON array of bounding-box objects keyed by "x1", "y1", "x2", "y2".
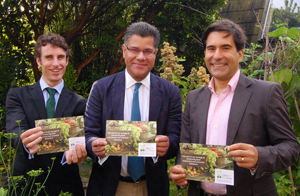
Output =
[
  {"x1": 5, "y1": 33, "x2": 87, "y2": 196},
  {"x1": 85, "y1": 21, "x2": 182, "y2": 196},
  {"x1": 169, "y1": 19, "x2": 300, "y2": 196}
]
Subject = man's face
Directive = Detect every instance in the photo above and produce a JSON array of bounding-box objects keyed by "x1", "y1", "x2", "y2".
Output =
[
  {"x1": 36, "y1": 43, "x2": 68, "y2": 87},
  {"x1": 122, "y1": 34, "x2": 158, "y2": 81},
  {"x1": 204, "y1": 31, "x2": 243, "y2": 84}
]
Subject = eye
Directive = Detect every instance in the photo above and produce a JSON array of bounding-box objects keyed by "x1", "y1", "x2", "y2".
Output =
[
  {"x1": 130, "y1": 48, "x2": 140, "y2": 53},
  {"x1": 144, "y1": 50, "x2": 153, "y2": 55}
]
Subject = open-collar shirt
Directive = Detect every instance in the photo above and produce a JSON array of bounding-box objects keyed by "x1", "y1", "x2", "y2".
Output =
[{"x1": 201, "y1": 70, "x2": 240, "y2": 195}]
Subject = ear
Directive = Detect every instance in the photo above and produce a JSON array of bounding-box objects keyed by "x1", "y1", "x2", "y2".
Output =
[
  {"x1": 238, "y1": 49, "x2": 244, "y2": 63},
  {"x1": 36, "y1": 58, "x2": 42, "y2": 67},
  {"x1": 122, "y1": 44, "x2": 126, "y2": 58},
  {"x1": 66, "y1": 57, "x2": 69, "y2": 66},
  {"x1": 154, "y1": 48, "x2": 158, "y2": 55}
]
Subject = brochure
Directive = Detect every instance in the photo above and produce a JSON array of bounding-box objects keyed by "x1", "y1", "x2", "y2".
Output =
[
  {"x1": 35, "y1": 116, "x2": 85, "y2": 155},
  {"x1": 180, "y1": 143, "x2": 234, "y2": 185},
  {"x1": 105, "y1": 120, "x2": 157, "y2": 157}
]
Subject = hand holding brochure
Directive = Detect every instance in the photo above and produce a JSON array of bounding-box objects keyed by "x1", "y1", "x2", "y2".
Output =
[
  {"x1": 105, "y1": 120, "x2": 157, "y2": 157},
  {"x1": 35, "y1": 116, "x2": 85, "y2": 155},
  {"x1": 180, "y1": 143, "x2": 234, "y2": 185}
]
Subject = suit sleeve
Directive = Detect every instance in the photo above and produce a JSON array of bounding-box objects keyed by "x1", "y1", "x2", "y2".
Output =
[
  {"x1": 175, "y1": 92, "x2": 191, "y2": 164},
  {"x1": 255, "y1": 83, "x2": 300, "y2": 178},
  {"x1": 162, "y1": 84, "x2": 182, "y2": 160},
  {"x1": 5, "y1": 88, "x2": 30, "y2": 155},
  {"x1": 85, "y1": 81, "x2": 103, "y2": 162}
]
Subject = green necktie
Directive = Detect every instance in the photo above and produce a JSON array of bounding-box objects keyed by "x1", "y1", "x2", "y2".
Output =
[{"x1": 46, "y1": 88, "x2": 56, "y2": 118}]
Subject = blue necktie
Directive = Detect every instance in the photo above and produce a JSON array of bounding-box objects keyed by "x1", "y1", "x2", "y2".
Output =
[
  {"x1": 46, "y1": 88, "x2": 56, "y2": 118},
  {"x1": 128, "y1": 83, "x2": 144, "y2": 182}
]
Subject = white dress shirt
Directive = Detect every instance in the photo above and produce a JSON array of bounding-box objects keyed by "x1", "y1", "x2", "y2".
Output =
[{"x1": 98, "y1": 69, "x2": 154, "y2": 177}]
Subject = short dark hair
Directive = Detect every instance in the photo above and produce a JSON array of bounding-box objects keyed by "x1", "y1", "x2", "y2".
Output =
[
  {"x1": 202, "y1": 19, "x2": 247, "y2": 51},
  {"x1": 34, "y1": 33, "x2": 71, "y2": 60},
  {"x1": 124, "y1": 21, "x2": 160, "y2": 48}
]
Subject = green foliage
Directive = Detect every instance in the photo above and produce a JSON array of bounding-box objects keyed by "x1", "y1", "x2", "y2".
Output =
[
  {"x1": 0, "y1": 121, "x2": 56, "y2": 196},
  {"x1": 274, "y1": 173, "x2": 297, "y2": 196},
  {"x1": 63, "y1": 65, "x2": 89, "y2": 98},
  {"x1": 271, "y1": 0, "x2": 300, "y2": 30}
]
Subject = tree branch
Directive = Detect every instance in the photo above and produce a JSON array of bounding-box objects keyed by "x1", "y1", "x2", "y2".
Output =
[
  {"x1": 22, "y1": 0, "x2": 39, "y2": 36},
  {"x1": 109, "y1": 55, "x2": 124, "y2": 75},
  {"x1": 76, "y1": 48, "x2": 102, "y2": 78}
]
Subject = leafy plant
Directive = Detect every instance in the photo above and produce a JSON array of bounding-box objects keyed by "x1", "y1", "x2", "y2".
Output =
[
  {"x1": 160, "y1": 41, "x2": 210, "y2": 105},
  {"x1": 0, "y1": 121, "x2": 56, "y2": 196}
]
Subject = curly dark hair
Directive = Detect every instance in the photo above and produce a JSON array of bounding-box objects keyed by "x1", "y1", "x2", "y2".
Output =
[
  {"x1": 34, "y1": 33, "x2": 71, "y2": 60},
  {"x1": 202, "y1": 19, "x2": 247, "y2": 51}
]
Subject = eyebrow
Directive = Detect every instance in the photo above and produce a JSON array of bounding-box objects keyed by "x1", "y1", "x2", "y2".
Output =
[
  {"x1": 206, "y1": 44, "x2": 233, "y2": 48},
  {"x1": 129, "y1": 46, "x2": 154, "y2": 50}
]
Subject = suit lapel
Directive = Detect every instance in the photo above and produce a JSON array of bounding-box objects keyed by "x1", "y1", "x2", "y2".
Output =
[
  {"x1": 29, "y1": 83, "x2": 47, "y2": 119},
  {"x1": 149, "y1": 74, "x2": 162, "y2": 121},
  {"x1": 55, "y1": 86, "x2": 72, "y2": 118},
  {"x1": 111, "y1": 71, "x2": 125, "y2": 120},
  {"x1": 196, "y1": 87, "x2": 211, "y2": 144},
  {"x1": 227, "y1": 74, "x2": 252, "y2": 145}
]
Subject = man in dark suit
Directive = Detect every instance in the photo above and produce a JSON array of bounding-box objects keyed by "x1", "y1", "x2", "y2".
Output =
[
  {"x1": 169, "y1": 19, "x2": 300, "y2": 196},
  {"x1": 85, "y1": 21, "x2": 182, "y2": 196},
  {"x1": 5, "y1": 33, "x2": 87, "y2": 196}
]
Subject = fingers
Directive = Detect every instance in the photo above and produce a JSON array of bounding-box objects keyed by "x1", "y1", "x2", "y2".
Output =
[
  {"x1": 66, "y1": 144, "x2": 87, "y2": 165},
  {"x1": 21, "y1": 127, "x2": 43, "y2": 155},
  {"x1": 76, "y1": 144, "x2": 87, "y2": 163},
  {"x1": 29, "y1": 145, "x2": 42, "y2": 155},
  {"x1": 92, "y1": 138, "x2": 107, "y2": 158},
  {"x1": 155, "y1": 135, "x2": 169, "y2": 157},
  {"x1": 155, "y1": 135, "x2": 169, "y2": 142},
  {"x1": 228, "y1": 143, "x2": 258, "y2": 169},
  {"x1": 66, "y1": 150, "x2": 72, "y2": 165},
  {"x1": 169, "y1": 165, "x2": 187, "y2": 187}
]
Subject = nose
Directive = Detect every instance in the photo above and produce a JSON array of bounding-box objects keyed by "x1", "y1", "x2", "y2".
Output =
[
  {"x1": 213, "y1": 48, "x2": 223, "y2": 60},
  {"x1": 52, "y1": 57, "x2": 60, "y2": 66},
  {"x1": 136, "y1": 51, "x2": 146, "y2": 60}
]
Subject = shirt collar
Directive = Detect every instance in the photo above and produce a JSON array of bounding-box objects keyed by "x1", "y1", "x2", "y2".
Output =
[
  {"x1": 39, "y1": 76, "x2": 64, "y2": 94},
  {"x1": 208, "y1": 69, "x2": 240, "y2": 94},
  {"x1": 125, "y1": 69, "x2": 150, "y2": 89}
]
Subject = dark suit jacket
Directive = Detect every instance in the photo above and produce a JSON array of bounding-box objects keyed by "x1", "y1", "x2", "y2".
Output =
[
  {"x1": 178, "y1": 74, "x2": 300, "y2": 196},
  {"x1": 5, "y1": 82, "x2": 87, "y2": 196},
  {"x1": 85, "y1": 70, "x2": 182, "y2": 196}
]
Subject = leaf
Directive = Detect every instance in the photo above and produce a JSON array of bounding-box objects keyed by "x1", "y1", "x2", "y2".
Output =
[
  {"x1": 268, "y1": 27, "x2": 288, "y2": 37},
  {"x1": 287, "y1": 28, "x2": 300, "y2": 41},
  {"x1": 0, "y1": 188, "x2": 6, "y2": 196},
  {"x1": 177, "y1": 58, "x2": 186, "y2": 62},
  {"x1": 289, "y1": 75, "x2": 300, "y2": 91},
  {"x1": 268, "y1": 69, "x2": 292, "y2": 85},
  {"x1": 279, "y1": 69, "x2": 293, "y2": 85},
  {"x1": 281, "y1": 37, "x2": 293, "y2": 44}
]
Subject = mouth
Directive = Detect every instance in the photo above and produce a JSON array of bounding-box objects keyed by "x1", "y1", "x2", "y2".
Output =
[
  {"x1": 50, "y1": 69, "x2": 62, "y2": 73},
  {"x1": 211, "y1": 63, "x2": 226, "y2": 67},
  {"x1": 134, "y1": 63, "x2": 147, "y2": 67}
]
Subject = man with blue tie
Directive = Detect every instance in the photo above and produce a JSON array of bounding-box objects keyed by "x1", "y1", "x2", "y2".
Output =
[
  {"x1": 85, "y1": 21, "x2": 182, "y2": 196},
  {"x1": 5, "y1": 33, "x2": 87, "y2": 195}
]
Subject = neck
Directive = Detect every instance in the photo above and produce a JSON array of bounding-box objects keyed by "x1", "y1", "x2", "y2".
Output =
[{"x1": 214, "y1": 79, "x2": 230, "y2": 96}]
